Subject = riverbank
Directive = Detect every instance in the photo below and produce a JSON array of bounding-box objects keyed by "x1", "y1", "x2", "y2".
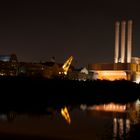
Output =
[{"x1": 0, "y1": 76, "x2": 139, "y2": 105}]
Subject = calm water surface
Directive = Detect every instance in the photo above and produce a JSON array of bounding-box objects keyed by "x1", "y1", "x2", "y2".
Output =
[{"x1": 0, "y1": 99, "x2": 140, "y2": 140}]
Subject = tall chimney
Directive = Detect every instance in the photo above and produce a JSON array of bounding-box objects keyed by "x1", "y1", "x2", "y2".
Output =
[
  {"x1": 120, "y1": 21, "x2": 126, "y2": 63},
  {"x1": 114, "y1": 21, "x2": 120, "y2": 63},
  {"x1": 127, "y1": 20, "x2": 132, "y2": 63}
]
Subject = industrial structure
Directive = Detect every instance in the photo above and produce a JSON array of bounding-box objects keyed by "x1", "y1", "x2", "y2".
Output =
[
  {"x1": 87, "y1": 20, "x2": 140, "y2": 83},
  {"x1": 61, "y1": 56, "x2": 73, "y2": 75},
  {"x1": 17, "y1": 56, "x2": 74, "y2": 78},
  {"x1": 0, "y1": 54, "x2": 74, "y2": 78},
  {"x1": 1, "y1": 20, "x2": 140, "y2": 82},
  {"x1": 0, "y1": 54, "x2": 18, "y2": 76}
]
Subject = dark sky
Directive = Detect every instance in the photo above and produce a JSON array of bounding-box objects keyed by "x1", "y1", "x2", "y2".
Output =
[{"x1": 0, "y1": 0, "x2": 140, "y2": 68}]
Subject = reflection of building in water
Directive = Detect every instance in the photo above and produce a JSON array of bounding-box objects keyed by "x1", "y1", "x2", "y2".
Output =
[
  {"x1": 135, "y1": 99, "x2": 140, "y2": 122},
  {"x1": 80, "y1": 103, "x2": 130, "y2": 139},
  {"x1": 127, "y1": 99, "x2": 140, "y2": 124},
  {"x1": 113, "y1": 117, "x2": 130, "y2": 139},
  {"x1": 88, "y1": 103, "x2": 126, "y2": 112},
  {"x1": 80, "y1": 100, "x2": 140, "y2": 139},
  {"x1": 81, "y1": 100, "x2": 140, "y2": 124},
  {"x1": 86, "y1": 103, "x2": 130, "y2": 139}
]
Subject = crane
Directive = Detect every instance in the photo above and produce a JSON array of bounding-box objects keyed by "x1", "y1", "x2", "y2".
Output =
[{"x1": 62, "y1": 56, "x2": 73, "y2": 75}]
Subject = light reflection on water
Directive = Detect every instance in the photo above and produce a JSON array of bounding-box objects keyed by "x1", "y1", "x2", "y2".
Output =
[
  {"x1": 0, "y1": 99, "x2": 140, "y2": 139},
  {"x1": 80, "y1": 99, "x2": 140, "y2": 140},
  {"x1": 113, "y1": 117, "x2": 130, "y2": 140},
  {"x1": 61, "y1": 106, "x2": 71, "y2": 124}
]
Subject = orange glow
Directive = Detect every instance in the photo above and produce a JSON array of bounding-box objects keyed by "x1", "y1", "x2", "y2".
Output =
[
  {"x1": 62, "y1": 56, "x2": 73, "y2": 75},
  {"x1": 89, "y1": 103, "x2": 126, "y2": 112},
  {"x1": 61, "y1": 107, "x2": 71, "y2": 124},
  {"x1": 96, "y1": 70, "x2": 127, "y2": 81}
]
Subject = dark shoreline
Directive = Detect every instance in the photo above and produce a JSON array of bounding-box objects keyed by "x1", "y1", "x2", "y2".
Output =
[{"x1": 0, "y1": 76, "x2": 139, "y2": 113}]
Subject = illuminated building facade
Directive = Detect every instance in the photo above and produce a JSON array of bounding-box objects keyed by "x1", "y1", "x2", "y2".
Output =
[{"x1": 87, "y1": 20, "x2": 140, "y2": 83}]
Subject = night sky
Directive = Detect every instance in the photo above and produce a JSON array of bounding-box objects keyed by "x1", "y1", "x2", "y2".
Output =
[{"x1": 0, "y1": 0, "x2": 140, "y2": 68}]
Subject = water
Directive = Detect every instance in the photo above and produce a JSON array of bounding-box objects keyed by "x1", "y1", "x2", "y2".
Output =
[{"x1": 0, "y1": 99, "x2": 140, "y2": 139}]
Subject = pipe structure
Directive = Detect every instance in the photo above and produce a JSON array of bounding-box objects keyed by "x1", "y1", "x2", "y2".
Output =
[
  {"x1": 120, "y1": 21, "x2": 126, "y2": 63},
  {"x1": 114, "y1": 21, "x2": 120, "y2": 63},
  {"x1": 127, "y1": 20, "x2": 132, "y2": 63}
]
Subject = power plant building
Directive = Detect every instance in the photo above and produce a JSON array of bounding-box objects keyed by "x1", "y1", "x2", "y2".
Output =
[{"x1": 88, "y1": 20, "x2": 140, "y2": 83}]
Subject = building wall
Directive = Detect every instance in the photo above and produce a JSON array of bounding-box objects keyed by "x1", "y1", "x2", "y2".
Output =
[
  {"x1": 88, "y1": 63, "x2": 140, "y2": 71},
  {"x1": 88, "y1": 70, "x2": 127, "y2": 81},
  {"x1": 87, "y1": 63, "x2": 140, "y2": 82}
]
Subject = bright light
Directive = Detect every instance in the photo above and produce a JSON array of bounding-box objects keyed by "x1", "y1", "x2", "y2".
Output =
[
  {"x1": 136, "y1": 99, "x2": 140, "y2": 104},
  {"x1": 62, "y1": 56, "x2": 73, "y2": 75},
  {"x1": 88, "y1": 103, "x2": 126, "y2": 112},
  {"x1": 61, "y1": 107, "x2": 71, "y2": 124},
  {"x1": 96, "y1": 71, "x2": 127, "y2": 81}
]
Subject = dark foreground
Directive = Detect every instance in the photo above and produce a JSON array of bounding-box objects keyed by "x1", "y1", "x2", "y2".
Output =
[
  {"x1": 0, "y1": 76, "x2": 140, "y2": 140},
  {"x1": 0, "y1": 76, "x2": 140, "y2": 113},
  {"x1": 0, "y1": 103, "x2": 139, "y2": 140},
  {"x1": 0, "y1": 133, "x2": 61, "y2": 140}
]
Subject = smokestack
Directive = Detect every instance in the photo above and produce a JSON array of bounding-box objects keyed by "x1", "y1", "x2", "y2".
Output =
[
  {"x1": 114, "y1": 21, "x2": 120, "y2": 63},
  {"x1": 127, "y1": 20, "x2": 132, "y2": 63},
  {"x1": 120, "y1": 21, "x2": 126, "y2": 63}
]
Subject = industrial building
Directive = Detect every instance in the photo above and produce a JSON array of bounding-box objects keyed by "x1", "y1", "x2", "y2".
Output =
[
  {"x1": 87, "y1": 20, "x2": 140, "y2": 83},
  {"x1": 0, "y1": 53, "x2": 74, "y2": 78},
  {"x1": 0, "y1": 54, "x2": 18, "y2": 76}
]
